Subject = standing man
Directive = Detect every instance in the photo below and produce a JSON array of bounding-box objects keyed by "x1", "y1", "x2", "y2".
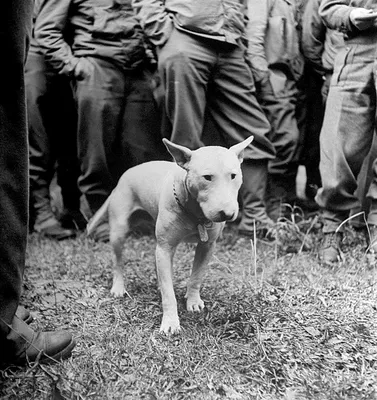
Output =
[
  {"x1": 0, "y1": 0, "x2": 75, "y2": 365},
  {"x1": 26, "y1": 0, "x2": 85, "y2": 240},
  {"x1": 317, "y1": 0, "x2": 377, "y2": 263},
  {"x1": 132, "y1": 0, "x2": 277, "y2": 238},
  {"x1": 247, "y1": 0, "x2": 306, "y2": 221},
  {"x1": 35, "y1": 0, "x2": 169, "y2": 241}
]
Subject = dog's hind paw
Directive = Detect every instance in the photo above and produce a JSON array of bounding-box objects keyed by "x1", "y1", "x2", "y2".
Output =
[{"x1": 186, "y1": 296, "x2": 205, "y2": 312}]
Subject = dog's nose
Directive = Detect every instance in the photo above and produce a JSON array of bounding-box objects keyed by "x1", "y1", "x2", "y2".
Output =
[{"x1": 219, "y1": 210, "x2": 236, "y2": 221}]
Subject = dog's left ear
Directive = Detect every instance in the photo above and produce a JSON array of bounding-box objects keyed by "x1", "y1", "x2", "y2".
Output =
[
  {"x1": 163, "y1": 138, "x2": 192, "y2": 170},
  {"x1": 229, "y1": 136, "x2": 254, "y2": 163}
]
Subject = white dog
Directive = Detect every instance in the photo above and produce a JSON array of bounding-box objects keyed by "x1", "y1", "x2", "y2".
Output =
[{"x1": 87, "y1": 137, "x2": 253, "y2": 333}]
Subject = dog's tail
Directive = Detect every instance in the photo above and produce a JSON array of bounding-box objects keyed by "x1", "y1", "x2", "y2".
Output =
[{"x1": 86, "y1": 195, "x2": 111, "y2": 236}]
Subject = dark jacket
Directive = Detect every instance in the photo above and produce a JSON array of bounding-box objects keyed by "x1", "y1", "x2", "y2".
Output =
[
  {"x1": 319, "y1": 0, "x2": 377, "y2": 36},
  {"x1": 34, "y1": 0, "x2": 147, "y2": 75},
  {"x1": 131, "y1": 0, "x2": 249, "y2": 47},
  {"x1": 302, "y1": 0, "x2": 344, "y2": 75}
]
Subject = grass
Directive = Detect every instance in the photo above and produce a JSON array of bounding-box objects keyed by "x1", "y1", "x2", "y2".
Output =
[{"x1": 0, "y1": 215, "x2": 376, "y2": 399}]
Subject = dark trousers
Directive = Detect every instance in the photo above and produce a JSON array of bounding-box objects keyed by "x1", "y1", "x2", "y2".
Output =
[
  {"x1": 26, "y1": 50, "x2": 81, "y2": 216},
  {"x1": 158, "y1": 28, "x2": 275, "y2": 161},
  {"x1": 0, "y1": 0, "x2": 33, "y2": 338},
  {"x1": 74, "y1": 57, "x2": 168, "y2": 213}
]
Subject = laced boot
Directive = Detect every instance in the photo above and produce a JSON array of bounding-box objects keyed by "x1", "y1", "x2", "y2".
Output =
[
  {"x1": 32, "y1": 188, "x2": 76, "y2": 240},
  {"x1": 320, "y1": 231, "x2": 343, "y2": 264},
  {"x1": 366, "y1": 224, "x2": 377, "y2": 253},
  {"x1": 1, "y1": 315, "x2": 75, "y2": 366}
]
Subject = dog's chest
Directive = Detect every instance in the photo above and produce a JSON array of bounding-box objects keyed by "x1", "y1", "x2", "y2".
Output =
[{"x1": 181, "y1": 222, "x2": 224, "y2": 244}]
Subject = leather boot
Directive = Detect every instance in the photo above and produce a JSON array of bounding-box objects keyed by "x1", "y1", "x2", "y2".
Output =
[
  {"x1": 31, "y1": 187, "x2": 76, "y2": 240},
  {"x1": 237, "y1": 159, "x2": 275, "y2": 238},
  {"x1": 1, "y1": 315, "x2": 75, "y2": 366},
  {"x1": 15, "y1": 306, "x2": 33, "y2": 324}
]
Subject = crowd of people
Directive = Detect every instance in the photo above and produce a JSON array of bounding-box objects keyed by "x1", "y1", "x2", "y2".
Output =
[{"x1": 1, "y1": 0, "x2": 377, "y2": 367}]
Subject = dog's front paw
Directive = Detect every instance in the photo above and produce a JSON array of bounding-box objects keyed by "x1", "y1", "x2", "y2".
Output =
[
  {"x1": 186, "y1": 295, "x2": 205, "y2": 312},
  {"x1": 110, "y1": 283, "x2": 126, "y2": 297},
  {"x1": 160, "y1": 316, "x2": 181, "y2": 335}
]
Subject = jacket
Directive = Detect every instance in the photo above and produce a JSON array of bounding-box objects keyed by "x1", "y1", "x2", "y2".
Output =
[
  {"x1": 34, "y1": 0, "x2": 147, "y2": 75},
  {"x1": 131, "y1": 0, "x2": 249, "y2": 47},
  {"x1": 302, "y1": 0, "x2": 344, "y2": 74},
  {"x1": 319, "y1": 0, "x2": 377, "y2": 35},
  {"x1": 247, "y1": 0, "x2": 305, "y2": 82}
]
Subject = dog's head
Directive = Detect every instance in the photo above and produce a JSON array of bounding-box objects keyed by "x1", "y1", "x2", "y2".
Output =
[{"x1": 163, "y1": 137, "x2": 253, "y2": 223}]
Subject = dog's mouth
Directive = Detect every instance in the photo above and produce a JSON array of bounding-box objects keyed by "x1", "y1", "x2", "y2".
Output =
[{"x1": 205, "y1": 209, "x2": 238, "y2": 223}]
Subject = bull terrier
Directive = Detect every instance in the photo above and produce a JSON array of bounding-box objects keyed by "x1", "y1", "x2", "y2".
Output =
[{"x1": 87, "y1": 136, "x2": 253, "y2": 334}]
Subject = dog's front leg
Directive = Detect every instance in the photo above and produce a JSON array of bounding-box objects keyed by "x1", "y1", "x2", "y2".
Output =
[
  {"x1": 155, "y1": 242, "x2": 180, "y2": 334},
  {"x1": 186, "y1": 241, "x2": 216, "y2": 312}
]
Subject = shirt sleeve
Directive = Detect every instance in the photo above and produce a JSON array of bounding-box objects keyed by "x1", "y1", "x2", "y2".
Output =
[
  {"x1": 319, "y1": 0, "x2": 355, "y2": 33},
  {"x1": 246, "y1": 0, "x2": 269, "y2": 82},
  {"x1": 34, "y1": 0, "x2": 79, "y2": 75},
  {"x1": 302, "y1": 0, "x2": 327, "y2": 75},
  {"x1": 132, "y1": 0, "x2": 174, "y2": 47}
]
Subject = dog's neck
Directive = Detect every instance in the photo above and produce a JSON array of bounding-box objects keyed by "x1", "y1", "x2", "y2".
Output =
[{"x1": 173, "y1": 174, "x2": 212, "y2": 242}]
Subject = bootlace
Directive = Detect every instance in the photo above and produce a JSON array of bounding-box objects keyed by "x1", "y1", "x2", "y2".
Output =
[{"x1": 323, "y1": 232, "x2": 340, "y2": 249}]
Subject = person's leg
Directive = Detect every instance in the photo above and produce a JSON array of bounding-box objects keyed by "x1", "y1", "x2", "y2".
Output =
[
  {"x1": 157, "y1": 29, "x2": 214, "y2": 149},
  {"x1": 316, "y1": 42, "x2": 376, "y2": 262},
  {"x1": 26, "y1": 50, "x2": 76, "y2": 239},
  {"x1": 299, "y1": 68, "x2": 323, "y2": 201},
  {"x1": 53, "y1": 75, "x2": 86, "y2": 230},
  {"x1": 257, "y1": 71, "x2": 301, "y2": 221},
  {"x1": 0, "y1": 0, "x2": 75, "y2": 365},
  {"x1": 117, "y1": 69, "x2": 170, "y2": 179},
  {"x1": 0, "y1": 0, "x2": 31, "y2": 341},
  {"x1": 206, "y1": 45, "x2": 275, "y2": 236},
  {"x1": 75, "y1": 58, "x2": 125, "y2": 215}
]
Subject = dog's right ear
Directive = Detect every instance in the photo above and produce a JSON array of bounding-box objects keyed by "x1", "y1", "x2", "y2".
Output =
[{"x1": 163, "y1": 138, "x2": 192, "y2": 170}]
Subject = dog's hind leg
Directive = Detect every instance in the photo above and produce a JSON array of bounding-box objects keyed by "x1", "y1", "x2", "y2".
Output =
[
  {"x1": 108, "y1": 196, "x2": 134, "y2": 298},
  {"x1": 185, "y1": 241, "x2": 216, "y2": 312}
]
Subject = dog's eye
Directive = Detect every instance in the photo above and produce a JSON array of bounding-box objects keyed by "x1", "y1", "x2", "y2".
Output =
[
  {"x1": 231, "y1": 173, "x2": 236, "y2": 180},
  {"x1": 203, "y1": 175, "x2": 212, "y2": 181}
]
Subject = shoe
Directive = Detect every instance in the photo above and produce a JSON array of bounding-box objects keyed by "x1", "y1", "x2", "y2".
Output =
[
  {"x1": 367, "y1": 224, "x2": 377, "y2": 253},
  {"x1": 15, "y1": 306, "x2": 33, "y2": 324},
  {"x1": 34, "y1": 216, "x2": 76, "y2": 240},
  {"x1": 2, "y1": 316, "x2": 75, "y2": 366},
  {"x1": 320, "y1": 232, "x2": 343, "y2": 264},
  {"x1": 59, "y1": 208, "x2": 87, "y2": 231}
]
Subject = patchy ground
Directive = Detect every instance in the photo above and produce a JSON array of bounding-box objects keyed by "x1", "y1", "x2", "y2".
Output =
[{"x1": 0, "y1": 217, "x2": 376, "y2": 400}]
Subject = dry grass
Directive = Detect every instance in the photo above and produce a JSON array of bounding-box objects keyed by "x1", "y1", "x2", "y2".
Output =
[{"x1": 1, "y1": 216, "x2": 376, "y2": 399}]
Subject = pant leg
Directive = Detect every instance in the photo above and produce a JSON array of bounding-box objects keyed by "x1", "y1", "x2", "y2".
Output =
[
  {"x1": 75, "y1": 57, "x2": 125, "y2": 213},
  {"x1": 54, "y1": 75, "x2": 81, "y2": 212},
  {"x1": 257, "y1": 70, "x2": 301, "y2": 175},
  {"x1": 0, "y1": 0, "x2": 32, "y2": 338},
  {"x1": 26, "y1": 51, "x2": 56, "y2": 194},
  {"x1": 117, "y1": 69, "x2": 170, "y2": 179},
  {"x1": 299, "y1": 67, "x2": 323, "y2": 191},
  {"x1": 157, "y1": 29, "x2": 214, "y2": 149},
  {"x1": 206, "y1": 45, "x2": 275, "y2": 228},
  {"x1": 315, "y1": 41, "x2": 376, "y2": 232},
  {"x1": 206, "y1": 45, "x2": 275, "y2": 161}
]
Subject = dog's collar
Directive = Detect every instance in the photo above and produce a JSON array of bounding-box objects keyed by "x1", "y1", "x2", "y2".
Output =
[{"x1": 173, "y1": 179, "x2": 213, "y2": 242}]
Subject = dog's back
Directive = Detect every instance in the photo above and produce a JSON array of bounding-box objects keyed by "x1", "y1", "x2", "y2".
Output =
[{"x1": 87, "y1": 160, "x2": 178, "y2": 235}]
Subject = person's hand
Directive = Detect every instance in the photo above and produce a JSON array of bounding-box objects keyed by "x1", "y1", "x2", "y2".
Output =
[
  {"x1": 350, "y1": 8, "x2": 377, "y2": 31},
  {"x1": 73, "y1": 58, "x2": 94, "y2": 80}
]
